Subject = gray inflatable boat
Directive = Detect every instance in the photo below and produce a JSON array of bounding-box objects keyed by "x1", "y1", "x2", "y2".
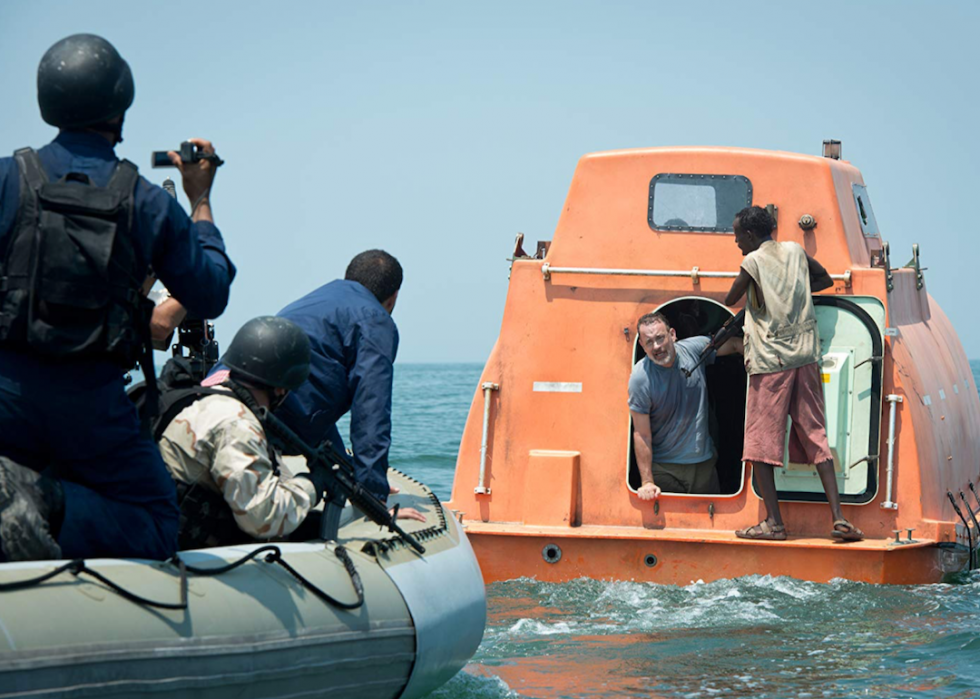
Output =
[{"x1": 0, "y1": 468, "x2": 486, "y2": 699}]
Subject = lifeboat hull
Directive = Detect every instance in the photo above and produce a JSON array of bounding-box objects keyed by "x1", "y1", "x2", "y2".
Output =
[{"x1": 463, "y1": 523, "x2": 959, "y2": 586}]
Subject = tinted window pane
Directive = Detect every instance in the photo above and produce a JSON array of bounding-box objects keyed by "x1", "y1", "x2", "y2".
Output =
[
  {"x1": 653, "y1": 183, "x2": 718, "y2": 228},
  {"x1": 852, "y1": 184, "x2": 880, "y2": 237},
  {"x1": 648, "y1": 174, "x2": 752, "y2": 233}
]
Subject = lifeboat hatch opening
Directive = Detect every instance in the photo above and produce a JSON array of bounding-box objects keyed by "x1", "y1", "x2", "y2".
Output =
[
  {"x1": 628, "y1": 297, "x2": 747, "y2": 496},
  {"x1": 769, "y1": 296, "x2": 885, "y2": 505}
]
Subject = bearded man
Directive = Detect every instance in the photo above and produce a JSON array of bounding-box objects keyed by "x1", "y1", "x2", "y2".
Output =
[{"x1": 628, "y1": 312, "x2": 741, "y2": 499}]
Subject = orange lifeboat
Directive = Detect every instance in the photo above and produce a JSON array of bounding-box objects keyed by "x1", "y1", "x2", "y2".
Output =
[{"x1": 446, "y1": 142, "x2": 980, "y2": 585}]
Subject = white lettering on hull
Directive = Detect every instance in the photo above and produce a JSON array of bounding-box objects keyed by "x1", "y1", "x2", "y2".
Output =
[{"x1": 533, "y1": 382, "x2": 583, "y2": 393}]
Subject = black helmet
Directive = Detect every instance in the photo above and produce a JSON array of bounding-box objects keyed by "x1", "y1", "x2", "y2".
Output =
[
  {"x1": 37, "y1": 34, "x2": 134, "y2": 129},
  {"x1": 222, "y1": 317, "x2": 311, "y2": 391}
]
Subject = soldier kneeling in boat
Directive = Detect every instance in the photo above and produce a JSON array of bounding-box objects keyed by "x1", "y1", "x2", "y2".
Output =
[
  {"x1": 629, "y1": 312, "x2": 743, "y2": 499},
  {"x1": 156, "y1": 317, "x2": 423, "y2": 550}
]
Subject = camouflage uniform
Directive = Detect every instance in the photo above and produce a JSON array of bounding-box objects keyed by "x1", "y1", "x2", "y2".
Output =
[{"x1": 158, "y1": 391, "x2": 317, "y2": 544}]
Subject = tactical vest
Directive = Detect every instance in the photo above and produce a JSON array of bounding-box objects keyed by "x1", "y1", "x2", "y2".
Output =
[
  {"x1": 0, "y1": 148, "x2": 153, "y2": 367},
  {"x1": 149, "y1": 361, "x2": 282, "y2": 550}
]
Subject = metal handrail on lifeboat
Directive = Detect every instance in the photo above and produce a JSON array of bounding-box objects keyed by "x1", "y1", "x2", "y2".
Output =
[{"x1": 541, "y1": 263, "x2": 852, "y2": 287}]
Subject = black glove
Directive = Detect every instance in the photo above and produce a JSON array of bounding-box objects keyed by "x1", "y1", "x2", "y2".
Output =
[{"x1": 296, "y1": 468, "x2": 333, "y2": 507}]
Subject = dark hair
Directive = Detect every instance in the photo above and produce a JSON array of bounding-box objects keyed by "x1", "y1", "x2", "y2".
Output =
[
  {"x1": 637, "y1": 312, "x2": 671, "y2": 336},
  {"x1": 734, "y1": 206, "x2": 775, "y2": 239},
  {"x1": 345, "y1": 249, "x2": 403, "y2": 303}
]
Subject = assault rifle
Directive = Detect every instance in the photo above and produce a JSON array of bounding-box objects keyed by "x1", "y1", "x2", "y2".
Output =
[
  {"x1": 257, "y1": 407, "x2": 426, "y2": 554},
  {"x1": 682, "y1": 309, "x2": 745, "y2": 378}
]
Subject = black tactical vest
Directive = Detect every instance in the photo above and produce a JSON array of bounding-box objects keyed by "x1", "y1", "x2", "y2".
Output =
[
  {"x1": 0, "y1": 148, "x2": 152, "y2": 367},
  {"x1": 146, "y1": 362, "x2": 284, "y2": 550}
]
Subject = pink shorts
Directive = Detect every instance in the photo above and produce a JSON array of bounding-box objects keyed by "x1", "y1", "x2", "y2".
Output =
[{"x1": 742, "y1": 362, "x2": 833, "y2": 467}]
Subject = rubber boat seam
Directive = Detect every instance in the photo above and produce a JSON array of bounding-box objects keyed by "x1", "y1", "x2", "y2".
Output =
[
  {"x1": 0, "y1": 628, "x2": 417, "y2": 670},
  {"x1": 0, "y1": 666, "x2": 413, "y2": 699},
  {"x1": 0, "y1": 618, "x2": 13, "y2": 653},
  {"x1": 2, "y1": 650, "x2": 417, "y2": 674}
]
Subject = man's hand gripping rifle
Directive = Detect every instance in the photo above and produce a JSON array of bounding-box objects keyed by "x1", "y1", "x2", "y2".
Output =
[
  {"x1": 682, "y1": 309, "x2": 745, "y2": 378},
  {"x1": 257, "y1": 407, "x2": 426, "y2": 554}
]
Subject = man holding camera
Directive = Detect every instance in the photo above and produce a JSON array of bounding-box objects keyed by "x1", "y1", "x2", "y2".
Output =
[{"x1": 0, "y1": 34, "x2": 235, "y2": 562}]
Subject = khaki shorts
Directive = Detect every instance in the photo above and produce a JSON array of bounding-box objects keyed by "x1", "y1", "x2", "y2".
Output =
[{"x1": 653, "y1": 453, "x2": 719, "y2": 494}]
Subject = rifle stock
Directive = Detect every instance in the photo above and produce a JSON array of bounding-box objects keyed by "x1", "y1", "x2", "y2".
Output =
[{"x1": 257, "y1": 407, "x2": 426, "y2": 554}]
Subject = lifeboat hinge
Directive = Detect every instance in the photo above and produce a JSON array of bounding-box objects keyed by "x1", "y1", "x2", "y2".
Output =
[
  {"x1": 847, "y1": 454, "x2": 879, "y2": 471},
  {"x1": 511, "y1": 232, "x2": 529, "y2": 259},
  {"x1": 903, "y1": 244, "x2": 925, "y2": 290},
  {"x1": 883, "y1": 241, "x2": 894, "y2": 292},
  {"x1": 853, "y1": 355, "x2": 883, "y2": 370}
]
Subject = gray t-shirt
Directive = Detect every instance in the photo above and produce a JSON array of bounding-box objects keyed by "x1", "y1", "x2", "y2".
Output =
[{"x1": 628, "y1": 336, "x2": 715, "y2": 464}]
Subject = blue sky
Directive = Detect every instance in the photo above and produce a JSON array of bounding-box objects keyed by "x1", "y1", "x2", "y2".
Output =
[{"x1": 1, "y1": 1, "x2": 978, "y2": 362}]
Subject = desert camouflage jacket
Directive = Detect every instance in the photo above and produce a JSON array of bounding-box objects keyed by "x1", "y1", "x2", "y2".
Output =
[{"x1": 158, "y1": 392, "x2": 318, "y2": 540}]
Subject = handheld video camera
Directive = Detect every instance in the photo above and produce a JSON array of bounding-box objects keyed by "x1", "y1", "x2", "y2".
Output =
[{"x1": 151, "y1": 141, "x2": 225, "y2": 169}]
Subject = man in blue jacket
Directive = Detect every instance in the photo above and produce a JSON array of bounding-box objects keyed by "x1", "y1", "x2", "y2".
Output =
[
  {"x1": 204, "y1": 250, "x2": 401, "y2": 500},
  {"x1": 0, "y1": 34, "x2": 235, "y2": 561},
  {"x1": 275, "y1": 250, "x2": 402, "y2": 501}
]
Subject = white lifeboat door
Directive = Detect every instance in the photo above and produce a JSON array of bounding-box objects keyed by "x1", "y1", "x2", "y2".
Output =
[{"x1": 771, "y1": 296, "x2": 885, "y2": 504}]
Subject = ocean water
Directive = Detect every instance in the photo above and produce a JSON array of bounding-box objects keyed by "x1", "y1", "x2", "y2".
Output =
[{"x1": 373, "y1": 363, "x2": 980, "y2": 699}]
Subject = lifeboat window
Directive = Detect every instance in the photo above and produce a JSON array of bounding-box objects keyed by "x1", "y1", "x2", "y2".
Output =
[
  {"x1": 648, "y1": 174, "x2": 752, "y2": 233},
  {"x1": 852, "y1": 184, "x2": 880, "y2": 237}
]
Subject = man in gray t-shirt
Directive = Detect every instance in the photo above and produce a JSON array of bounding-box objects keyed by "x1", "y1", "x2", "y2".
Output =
[{"x1": 628, "y1": 312, "x2": 742, "y2": 500}]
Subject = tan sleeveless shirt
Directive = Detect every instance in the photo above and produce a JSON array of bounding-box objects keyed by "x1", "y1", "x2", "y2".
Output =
[{"x1": 741, "y1": 240, "x2": 821, "y2": 376}]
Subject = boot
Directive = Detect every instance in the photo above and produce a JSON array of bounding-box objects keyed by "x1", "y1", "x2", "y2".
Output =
[{"x1": 0, "y1": 457, "x2": 63, "y2": 561}]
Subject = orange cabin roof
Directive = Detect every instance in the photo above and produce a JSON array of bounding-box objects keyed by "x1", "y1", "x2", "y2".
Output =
[{"x1": 548, "y1": 146, "x2": 881, "y2": 273}]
